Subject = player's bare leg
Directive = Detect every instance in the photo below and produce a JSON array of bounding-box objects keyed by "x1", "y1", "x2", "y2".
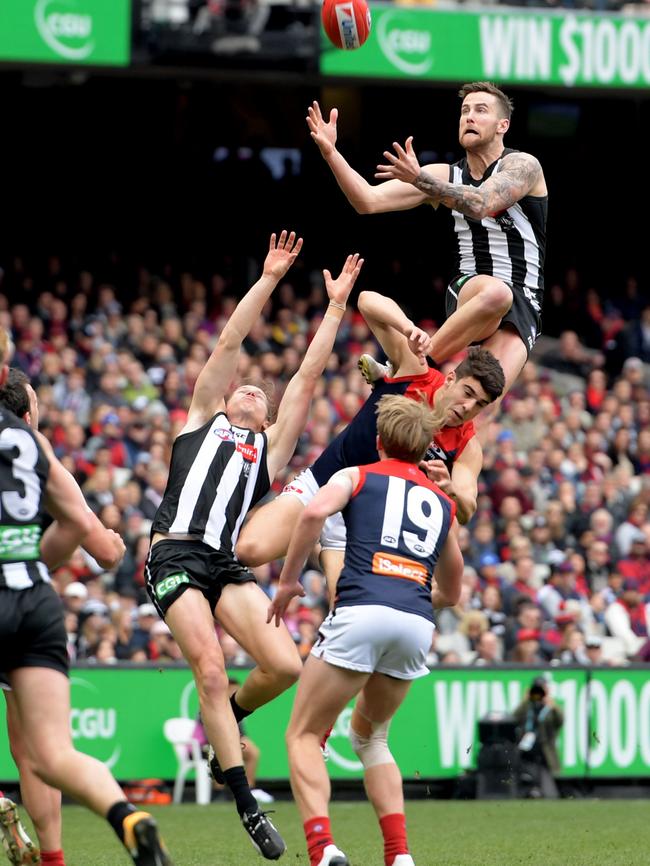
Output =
[
  {"x1": 166, "y1": 590, "x2": 244, "y2": 772},
  {"x1": 216, "y1": 581, "x2": 303, "y2": 712},
  {"x1": 351, "y1": 674, "x2": 415, "y2": 866},
  {"x1": 167, "y1": 588, "x2": 285, "y2": 859},
  {"x1": 236, "y1": 496, "x2": 304, "y2": 567},
  {"x1": 9, "y1": 668, "x2": 174, "y2": 866},
  {"x1": 473, "y1": 326, "x2": 528, "y2": 435},
  {"x1": 286, "y1": 656, "x2": 368, "y2": 866},
  {"x1": 428, "y1": 275, "x2": 512, "y2": 363},
  {"x1": 6, "y1": 691, "x2": 62, "y2": 858}
]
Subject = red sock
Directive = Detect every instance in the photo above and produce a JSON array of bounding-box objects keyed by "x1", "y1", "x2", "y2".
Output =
[
  {"x1": 305, "y1": 816, "x2": 333, "y2": 866},
  {"x1": 41, "y1": 851, "x2": 66, "y2": 866},
  {"x1": 379, "y1": 813, "x2": 408, "y2": 866},
  {"x1": 320, "y1": 725, "x2": 334, "y2": 752}
]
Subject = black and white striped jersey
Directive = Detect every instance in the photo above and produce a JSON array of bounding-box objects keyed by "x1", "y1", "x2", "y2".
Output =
[
  {"x1": 448, "y1": 148, "x2": 547, "y2": 302},
  {"x1": 152, "y1": 412, "x2": 270, "y2": 555},
  {"x1": 0, "y1": 408, "x2": 51, "y2": 590}
]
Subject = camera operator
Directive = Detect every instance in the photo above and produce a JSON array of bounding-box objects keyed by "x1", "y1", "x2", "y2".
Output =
[{"x1": 513, "y1": 677, "x2": 564, "y2": 798}]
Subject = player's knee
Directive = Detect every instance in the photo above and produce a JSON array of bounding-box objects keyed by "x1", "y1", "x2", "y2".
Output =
[
  {"x1": 234, "y1": 534, "x2": 263, "y2": 566},
  {"x1": 476, "y1": 281, "x2": 512, "y2": 317},
  {"x1": 32, "y1": 748, "x2": 70, "y2": 788},
  {"x1": 349, "y1": 719, "x2": 395, "y2": 769},
  {"x1": 194, "y1": 658, "x2": 230, "y2": 700},
  {"x1": 273, "y1": 655, "x2": 302, "y2": 690}
]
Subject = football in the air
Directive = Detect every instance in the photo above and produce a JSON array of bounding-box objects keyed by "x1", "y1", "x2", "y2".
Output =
[{"x1": 321, "y1": 0, "x2": 371, "y2": 50}]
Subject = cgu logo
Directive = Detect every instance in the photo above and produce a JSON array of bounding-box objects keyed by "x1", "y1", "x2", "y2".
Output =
[
  {"x1": 70, "y1": 708, "x2": 116, "y2": 739},
  {"x1": 377, "y1": 11, "x2": 433, "y2": 76},
  {"x1": 34, "y1": 0, "x2": 95, "y2": 61},
  {"x1": 69, "y1": 677, "x2": 121, "y2": 769}
]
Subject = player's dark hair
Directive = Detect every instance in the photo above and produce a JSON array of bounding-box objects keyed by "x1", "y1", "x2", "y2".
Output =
[
  {"x1": 0, "y1": 368, "x2": 30, "y2": 418},
  {"x1": 454, "y1": 347, "x2": 505, "y2": 404},
  {"x1": 459, "y1": 82, "x2": 514, "y2": 120}
]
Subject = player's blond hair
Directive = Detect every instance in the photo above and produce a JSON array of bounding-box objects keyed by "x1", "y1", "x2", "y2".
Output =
[{"x1": 376, "y1": 395, "x2": 445, "y2": 464}]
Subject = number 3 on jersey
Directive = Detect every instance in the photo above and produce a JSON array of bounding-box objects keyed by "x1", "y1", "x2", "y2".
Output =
[
  {"x1": 0, "y1": 428, "x2": 42, "y2": 521},
  {"x1": 379, "y1": 476, "x2": 443, "y2": 558}
]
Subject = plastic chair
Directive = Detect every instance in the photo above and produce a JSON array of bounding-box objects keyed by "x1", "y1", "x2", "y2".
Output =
[{"x1": 163, "y1": 718, "x2": 212, "y2": 805}]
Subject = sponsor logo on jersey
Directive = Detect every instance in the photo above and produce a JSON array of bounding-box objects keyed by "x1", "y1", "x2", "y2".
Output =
[
  {"x1": 215, "y1": 428, "x2": 235, "y2": 442},
  {"x1": 425, "y1": 441, "x2": 447, "y2": 462},
  {"x1": 491, "y1": 210, "x2": 515, "y2": 231},
  {"x1": 372, "y1": 551, "x2": 428, "y2": 585},
  {"x1": 236, "y1": 442, "x2": 258, "y2": 463},
  {"x1": 156, "y1": 572, "x2": 190, "y2": 600},
  {"x1": 0, "y1": 524, "x2": 42, "y2": 561}
]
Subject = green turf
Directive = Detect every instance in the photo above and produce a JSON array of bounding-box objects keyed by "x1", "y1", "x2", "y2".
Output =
[{"x1": 30, "y1": 799, "x2": 647, "y2": 865}]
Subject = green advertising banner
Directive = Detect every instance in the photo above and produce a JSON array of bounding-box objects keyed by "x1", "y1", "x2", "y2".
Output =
[
  {"x1": 0, "y1": 667, "x2": 648, "y2": 782},
  {"x1": 321, "y1": 5, "x2": 650, "y2": 89},
  {"x1": 0, "y1": 0, "x2": 130, "y2": 67}
]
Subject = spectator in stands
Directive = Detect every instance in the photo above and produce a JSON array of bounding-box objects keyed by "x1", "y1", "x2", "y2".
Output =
[
  {"x1": 604, "y1": 582, "x2": 650, "y2": 658},
  {"x1": 470, "y1": 630, "x2": 502, "y2": 665}
]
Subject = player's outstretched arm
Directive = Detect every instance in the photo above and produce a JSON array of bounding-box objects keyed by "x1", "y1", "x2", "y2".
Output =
[
  {"x1": 431, "y1": 519, "x2": 463, "y2": 609},
  {"x1": 377, "y1": 137, "x2": 544, "y2": 220},
  {"x1": 35, "y1": 431, "x2": 126, "y2": 569},
  {"x1": 267, "y1": 469, "x2": 357, "y2": 626},
  {"x1": 307, "y1": 101, "x2": 431, "y2": 214},
  {"x1": 187, "y1": 230, "x2": 303, "y2": 429},
  {"x1": 40, "y1": 443, "x2": 93, "y2": 569},
  {"x1": 265, "y1": 254, "x2": 363, "y2": 479}
]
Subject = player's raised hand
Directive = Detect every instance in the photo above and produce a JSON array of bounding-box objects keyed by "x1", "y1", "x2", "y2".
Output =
[
  {"x1": 419, "y1": 458, "x2": 453, "y2": 495},
  {"x1": 263, "y1": 230, "x2": 304, "y2": 280},
  {"x1": 375, "y1": 136, "x2": 421, "y2": 184},
  {"x1": 307, "y1": 101, "x2": 338, "y2": 158},
  {"x1": 406, "y1": 323, "x2": 431, "y2": 364},
  {"x1": 324, "y1": 253, "x2": 364, "y2": 307},
  {"x1": 267, "y1": 580, "x2": 306, "y2": 628}
]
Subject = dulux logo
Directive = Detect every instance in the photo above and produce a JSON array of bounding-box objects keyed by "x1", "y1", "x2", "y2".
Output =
[
  {"x1": 35, "y1": 0, "x2": 95, "y2": 61},
  {"x1": 377, "y1": 11, "x2": 433, "y2": 76}
]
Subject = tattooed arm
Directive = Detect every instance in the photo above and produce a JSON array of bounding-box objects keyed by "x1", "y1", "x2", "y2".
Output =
[{"x1": 376, "y1": 137, "x2": 544, "y2": 220}]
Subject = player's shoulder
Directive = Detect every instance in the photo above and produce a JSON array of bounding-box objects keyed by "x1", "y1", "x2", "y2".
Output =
[{"x1": 498, "y1": 149, "x2": 546, "y2": 195}]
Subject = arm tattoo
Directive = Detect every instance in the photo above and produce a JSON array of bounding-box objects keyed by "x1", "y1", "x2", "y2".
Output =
[{"x1": 414, "y1": 152, "x2": 541, "y2": 220}]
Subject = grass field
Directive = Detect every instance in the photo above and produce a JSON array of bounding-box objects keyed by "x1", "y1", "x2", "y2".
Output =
[{"x1": 28, "y1": 799, "x2": 647, "y2": 865}]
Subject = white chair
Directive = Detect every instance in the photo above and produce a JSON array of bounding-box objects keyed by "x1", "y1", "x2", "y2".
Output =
[{"x1": 163, "y1": 717, "x2": 212, "y2": 805}]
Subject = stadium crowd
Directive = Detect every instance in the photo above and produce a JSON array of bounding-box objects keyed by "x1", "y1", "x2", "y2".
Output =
[{"x1": 0, "y1": 254, "x2": 648, "y2": 670}]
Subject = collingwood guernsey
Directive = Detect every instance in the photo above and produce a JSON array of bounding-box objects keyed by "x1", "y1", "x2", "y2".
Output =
[
  {"x1": 0, "y1": 408, "x2": 51, "y2": 590},
  {"x1": 449, "y1": 148, "x2": 547, "y2": 301},
  {"x1": 152, "y1": 412, "x2": 270, "y2": 554}
]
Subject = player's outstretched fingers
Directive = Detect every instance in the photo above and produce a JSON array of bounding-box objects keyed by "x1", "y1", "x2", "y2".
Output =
[
  {"x1": 277, "y1": 229, "x2": 288, "y2": 248},
  {"x1": 269, "y1": 232, "x2": 276, "y2": 251},
  {"x1": 292, "y1": 236, "x2": 304, "y2": 257}
]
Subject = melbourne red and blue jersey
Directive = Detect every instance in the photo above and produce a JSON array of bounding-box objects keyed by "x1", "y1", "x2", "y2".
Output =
[
  {"x1": 336, "y1": 459, "x2": 456, "y2": 623},
  {"x1": 311, "y1": 365, "x2": 475, "y2": 487}
]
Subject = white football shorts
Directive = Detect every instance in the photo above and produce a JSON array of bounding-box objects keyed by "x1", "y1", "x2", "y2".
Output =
[
  {"x1": 280, "y1": 468, "x2": 347, "y2": 551},
  {"x1": 311, "y1": 604, "x2": 434, "y2": 680}
]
